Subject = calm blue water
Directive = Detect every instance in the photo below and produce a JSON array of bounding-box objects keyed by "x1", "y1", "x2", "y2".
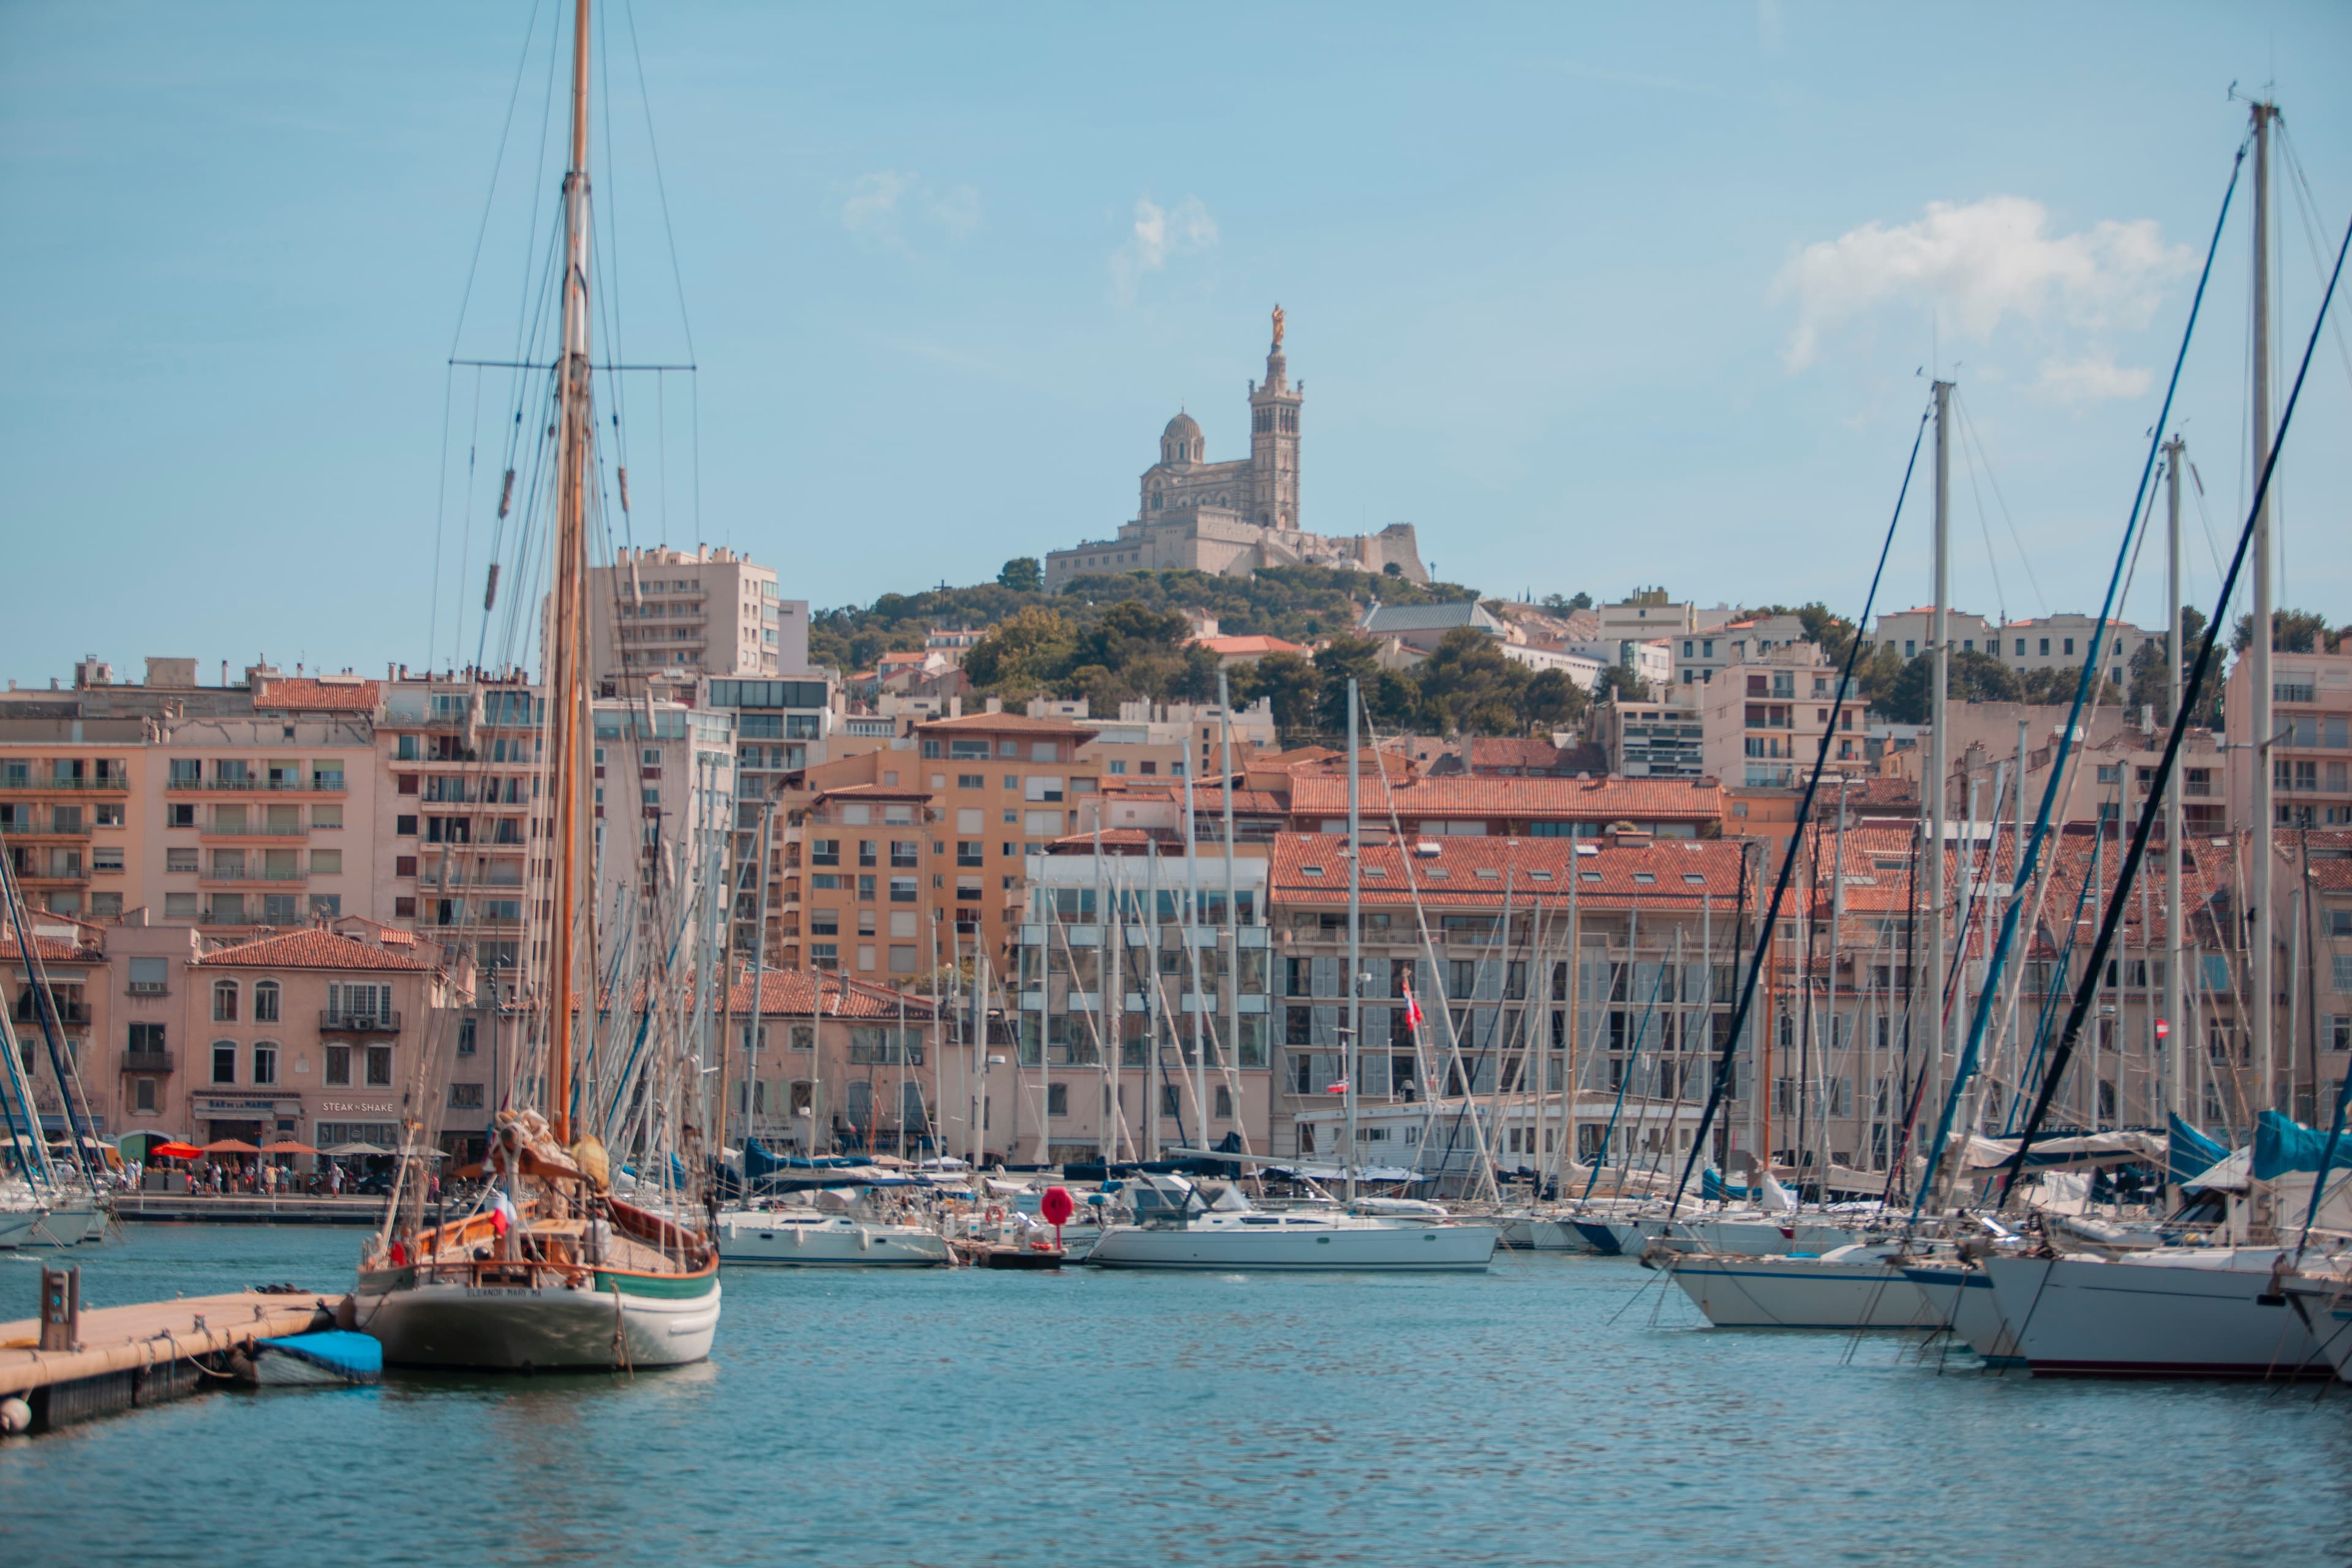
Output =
[{"x1": 4, "y1": 1226, "x2": 2347, "y2": 1566}]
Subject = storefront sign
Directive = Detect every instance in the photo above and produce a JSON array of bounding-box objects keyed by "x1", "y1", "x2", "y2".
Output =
[
  {"x1": 198, "y1": 1096, "x2": 299, "y2": 1117},
  {"x1": 318, "y1": 1098, "x2": 398, "y2": 1117}
]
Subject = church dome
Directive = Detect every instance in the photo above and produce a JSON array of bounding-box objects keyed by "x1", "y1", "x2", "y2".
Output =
[{"x1": 1160, "y1": 411, "x2": 1204, "y2": 467}]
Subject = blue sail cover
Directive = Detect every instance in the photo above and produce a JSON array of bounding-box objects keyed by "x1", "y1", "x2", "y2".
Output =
[
  {"x1": 1702, "y1": 1168, "x2": 1758, "y2": 1202},
  {"x1": 2168, "y1": 1114, "x2": 2229, "y2": 1185},
  {"x1": 2251, "y1": 1110, "x2": 2352, "y2": 1182},
  {"x1": 742, "y1": 1138, "x2": 870, "y2": 1179}
]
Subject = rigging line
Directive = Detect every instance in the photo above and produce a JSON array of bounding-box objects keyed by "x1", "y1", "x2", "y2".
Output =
[
  {"x1": 448, "y1": 0, "x2": 547, "y2": 360},
  {"x1": 1950, "y1": 390, "x2": 2009, "y2": 627},
  {"x1": 597, "y1": 0, "x2": 628, "y2": 458},
  {"x1": 622, "y1": 0, "x2": 698, "y2": 361},
  {"x1": 2000, "y1": 191, "x2": 2351, "y2": 1202},
  {"x1": 1913, "y1": 141, "x2": 2244, "y2": 1216},
  {"x1": 2277, "y1": 122, "x2": 2352, "y2": 436},
  {"x1": 1668, "y1": 393, "x2": 1929, "y2": 1213},
  {"x1": 428, "y1": 363, "x2": 457, "y2": 669},
  {"x1": 1952, "y1": 392, "x2": 2046, "y2": 620},
  {"x1": 454, "y1": 366, "x2": 485, "y2": 672},
  {"x1": 504, "y1": 2, "x2": 567, "y2": 398},
  {"x1": 692, "y1": 371, "x2": 703, "y2": 543}
]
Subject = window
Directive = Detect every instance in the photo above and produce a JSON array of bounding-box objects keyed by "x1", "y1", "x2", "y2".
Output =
[
  {"x1": 457, "y1": 1017, "x2": 477, "y2": 1056},
  {"x1": 957, "y1": 774, "x2": 984, "y2": 790},
  {"x1": 448, "y1": 1082, "x2": 484, "y2": 1110},
  {"x1": 128, "y1": 957, "x2": 168, "y2": 996},
  {"x1": 396, "y1": 815, "x2": 418, "y2": 837},
  {"x1": 1215, "y1": 1085, "x2": 1234, "y2": 1120},
  {"x1": 1047, "y1": 1083, "x2": 1068, "y2": 1117},
  {"x1": 127, "y1": 1021, "x2": 165, "y2": 1055},
  {"x1": 213, "y1": 979, "x2": 238, "y2": 1022},
  {"x1": 212, "y1": 1042, "x2": 236, "y2": 1084},
  {"x1": 252, "y1": 1042, "x2": 277, "y2": 1085},
  {"x1": 1160, "y1": 1085, "x2": 1181, "y2": 1118},
  {"x1": 311, "y1": 849, "x2": 342, "y2": 875},
  {"x1": 165, "y1": 892, "x2": 198, "y2": 919},
  {"x1": 365, "y1": 1046, "x2": 393, "y2": 1086},
  {"x1": 2039, "y1": 638, "x2": 2050, "y2": 656},
  {"x1": 810, "y1": 838, "x2": 840, "y2": 867},
  {"x1": 254, "y1": 981, "x2": 280, "y2": 1023}
]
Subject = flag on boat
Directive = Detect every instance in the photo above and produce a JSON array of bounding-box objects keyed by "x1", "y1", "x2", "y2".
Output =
[
  {"x1": 1326, "y1": 1081, "x2": 1349, "y2": 1094},
  {"x1": 1402, "y1": 984, "x2": 1423, "y2": 1033}
]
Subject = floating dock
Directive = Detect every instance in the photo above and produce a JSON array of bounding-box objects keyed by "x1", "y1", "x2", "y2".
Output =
[
  {"x1": 1, "y1": 1272, "x2": 338, "y2": 1434},
  {"x1": 113, "y1": 1194, "x2": 382, "y2": 1225}
]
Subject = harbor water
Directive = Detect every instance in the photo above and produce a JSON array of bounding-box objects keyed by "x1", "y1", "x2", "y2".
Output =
[{"x1": 5, "y1": 1226, "x2": 2348, "y2": 1566}]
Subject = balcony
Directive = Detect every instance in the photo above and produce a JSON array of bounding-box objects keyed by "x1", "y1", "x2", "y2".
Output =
[
  {"x1": 320, "y1": 1010, "x2": 401, "y2": 1034},
  {"x1": 15, "y1": 1000, "x2": 92, "y2": 1027},
  {"x1": 170, "y1": 777, "x2": 347, "y2": 794},
  {"x1": 12, "y1": 862, "x2": 86, "y2": 885},
  {"x1": 121, "y1": 1050, "x2": 174, "y2": 1075},
  {"x1": 0, "y1": 820, "x2": 91, "y2": 839},
  {"x1": 199, "y1": 821, "x2": 309, "y2": 838},
  {"x1": 0, "y1": 775, "x2": 128, "y2": 793}
]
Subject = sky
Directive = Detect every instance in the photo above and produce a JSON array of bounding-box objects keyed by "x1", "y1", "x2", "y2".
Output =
[{"x1": 2, "y1": 2, "x2": 2349, "y2": 684}]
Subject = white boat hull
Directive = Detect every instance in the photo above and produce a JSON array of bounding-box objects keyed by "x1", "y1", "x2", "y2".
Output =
[
  {"x1": 1664, "y1": 1219, "x2": 1861, "y2": 1257},
  {"x1": 717, "y1": 1212, "x2": 951, "y2": 1267},
  {"x1": 1497, "y1": 1216, "x2": 1595, "y2": 1253},
  {"x1": 0, "y1": 1207, "x2": 45, "y2": 1249},
  {"x1": 2282, "y1": 1278, "x2": 2352, "y2": 1383},
  {"x1": 1089, "y1": 1220, "x2": 1496, "y2": 1272},
  {"x1": 1983, "y1": 1252, "x2": 2327, "y2": 1379},
  {"x1": 356, "y1": 1275, "x2": 721, "y2": 1371},
  {"x1": 1900, "y1": 1262, "x2": 2021, "y2": 1364},
  {"x1": 1668, "y1": 1254, "x2": 1931, "y2": 1329}
]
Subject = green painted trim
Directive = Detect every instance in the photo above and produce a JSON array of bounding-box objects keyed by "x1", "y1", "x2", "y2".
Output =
[{"x1": 596, "y1": 1268, "x2": 718, "y2": 1300}]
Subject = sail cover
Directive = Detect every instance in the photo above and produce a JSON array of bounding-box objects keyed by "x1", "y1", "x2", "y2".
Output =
[{"x1": 2167, "y1": 1114, "x2": 2230, "y2": 1185}]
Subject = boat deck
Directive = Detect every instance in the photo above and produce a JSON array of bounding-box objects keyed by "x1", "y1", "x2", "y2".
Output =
[{"x1": 0, "y1": 1289, "x2": 336, "y2": 1433}]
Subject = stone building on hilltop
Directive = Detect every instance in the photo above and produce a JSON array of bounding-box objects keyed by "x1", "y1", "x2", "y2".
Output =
[{"x1": 1043, "y1": 309, "x2": 1428, "y2": 591}]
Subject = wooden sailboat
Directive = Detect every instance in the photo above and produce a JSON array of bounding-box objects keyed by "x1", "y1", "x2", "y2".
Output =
[{"x1": 353, "y1": 0, "x2": 721, "y2": 1371}]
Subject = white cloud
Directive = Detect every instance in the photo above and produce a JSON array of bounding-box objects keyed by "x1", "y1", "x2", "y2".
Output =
[
  {"x1": 1775, "y1": 195, "x2": 2189, "y2": 371},
  {"x1": 1111, "y1": 195, "x2": 1218, "y2": 301},
  {"x1": 840, "y1": 172, "x2": 981, "y2": 254},
  {"x1": 2032, "y1": 352, "x2": 2152, "y2": 405}
]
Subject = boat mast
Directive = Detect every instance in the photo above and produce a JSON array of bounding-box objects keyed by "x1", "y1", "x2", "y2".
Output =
[
  {"x1": 546, "y1": 0, "x2": 595, "y2": 1147},
  {"x1": 1346, "y1": 678, "x2": 1361, "y2": 1203},
  {"x1": 1925, "y1": 378, "x2": 1951, "y2": 1170},
  {"x1": 2163, "y1": 435, "x2": 2187, "y2": 1132},
  {"x1": 2247, "y1": 98, "x2": 2277, "y2": 1117}
]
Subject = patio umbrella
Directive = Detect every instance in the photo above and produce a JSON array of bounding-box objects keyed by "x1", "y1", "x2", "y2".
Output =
[
  {"x1": 262, "y1": 1140, "x2": 318, "y2": 1155},
  {"x1": 149, "y1": 1140, "x2": 203, "y2": 1160},
  {"x1": 201, "y1": 1138, "x2": 262, "y2": 1155},
  {"x1": 323, "y1": 1141, "x2": 390, "y2": 1157}
]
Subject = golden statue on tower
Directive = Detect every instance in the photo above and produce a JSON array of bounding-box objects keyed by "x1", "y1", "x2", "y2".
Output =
[{"x1": 1271, "y1": 304, "x2": 1284, "y2": 350}]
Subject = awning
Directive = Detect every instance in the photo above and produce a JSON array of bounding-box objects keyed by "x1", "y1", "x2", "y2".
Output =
[{"x1": 1959, "y1": 1129, "x2": 2163, "y2": 1172}]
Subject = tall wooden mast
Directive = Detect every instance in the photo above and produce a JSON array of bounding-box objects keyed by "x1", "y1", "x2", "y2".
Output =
[{"x1": 548, "y1": 0, "x2": 595, "y2": 1145}]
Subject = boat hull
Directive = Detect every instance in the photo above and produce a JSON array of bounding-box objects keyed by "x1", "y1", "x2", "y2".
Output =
[
  {"x1": 356, "y1": 1272, "x2": 721, "y2": 1371},
  {"x1": 1982, "y1": 1253, "x2": 2328, "y2": 1379},
  {"x1": 0, "y1": 1207, "x2": 45, "y2": 1250},
  {"x1": 1088, "y1": 1221, "x2": 1496, "y2": 1272},
  {"x1": 1668, "y1": 1254, "x2": 1931, "y2": 1329},
  {"x1": 2282, "y1": 1278, "x2": 2352, "y2": 1384},
  {"x1": 716, "y1": 1214, "x2": 951, "y2": 1267},
  {"x1": 1498, "y1": 1216, "x2": 1596, "y2": 1252},
  {"x1": 1900, "y1": 1262, "x2": 2021, "y2": 1365}
]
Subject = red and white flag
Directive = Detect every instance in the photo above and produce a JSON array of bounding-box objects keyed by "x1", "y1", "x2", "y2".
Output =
[
  {"x1": 1326, "y1": 1081, "x2": 1349, "y2": 1095},
  {"x1": 1402, "y1": 982, "x2": 1425, "y2": 1034}
]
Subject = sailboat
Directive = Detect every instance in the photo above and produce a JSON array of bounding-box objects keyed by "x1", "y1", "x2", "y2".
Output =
[{"x1": 353, "y1": 0, "x2": 721, "y2": 1371}]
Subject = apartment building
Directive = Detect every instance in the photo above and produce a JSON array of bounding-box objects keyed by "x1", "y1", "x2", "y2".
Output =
[
  {"x1": 775, "y1": 710, "x2": 1104, "y2": 976},
  {"x1": 1262, "y1": 830, "x2": 1755, "y2": 1167},
  {"x1": 1865, "y1": 608, "x2": 1999, "y2": 663},
  {"x1": 0, "y1": 666, "x2": 380, "y2": 933},
  {"x1": 705, "y1": 674, "x2": 835, "y2": 960},
  {"x1": 3, "y1": 914, "x2": 108, "y2": 1144},
  {"x1": 1671, "y1": 612, "x2": 1811, "y2": 692},
  {"x1": 2228, "y1": 647, "x2": 2352, "y2": 830},
  {"x1": 1281, "y1": 770, "x2": 1724, "y2": 840},
  {"x1": 1605, "y1": 700, "x2": 1707, "y2": 779},
  {"x1": 1698, "y1": 641, "x2": 1867, "y2": 791},
  {"x1": 995, "y1": 843, "x2": 1274, "y2": 1165},
  {"x1": 1992, "y1": 613, "x2": 2151, "y2": 689},
  {"x1": 590, "y1": 545, "x2": 796, "y2": 684}
]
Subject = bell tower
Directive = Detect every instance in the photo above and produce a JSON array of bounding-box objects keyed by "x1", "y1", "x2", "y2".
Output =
[{"x1": 1247, "y1": 304, "x2": 1302, "y2": 530}]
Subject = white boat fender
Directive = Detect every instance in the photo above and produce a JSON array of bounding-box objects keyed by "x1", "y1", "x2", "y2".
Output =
[{"x1": 0, "y1": 1396, "x2": 31, "y2": 1434}]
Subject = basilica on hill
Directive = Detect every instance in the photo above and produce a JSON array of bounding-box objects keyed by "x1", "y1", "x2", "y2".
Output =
[{"x1": 1042, "y1": 307, "x2": 1428, "y2": 591}]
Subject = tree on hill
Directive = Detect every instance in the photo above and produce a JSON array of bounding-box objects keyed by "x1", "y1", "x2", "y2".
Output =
[
  {"x1": 1237, "y1": 650, "x2": 1324, "y2": 737},
  {"x1": 1875, "y1": 649, "x2": 2021, "y2": 723},
  {"x1": 2127, "y1": 606, "x2": 2222, "y2": 728},
  {"x1": 2232, "y1": 608, "x2": 2341, "y2": 655},
  {"x1": 997, "y1": 557, "x2": 1043, "y2": 592}
]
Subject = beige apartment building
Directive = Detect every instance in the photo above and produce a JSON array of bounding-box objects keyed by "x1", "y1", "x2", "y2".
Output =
[
  {"x1": 775, "y1": 710, "x2": 1104, "y2": 978},
  {"x1": 590, "y1": 545, "x2": 797, "y2": 685},
  {"x1": 720, "y1": 968, "x2": 946, "y2": 1158},
  {"x1": 1698, "y1": 641, "x2": 1868, "y2": 790},
  {"x1": 3, "y1": 913, "x2": 110, "y2": 1147},
  {"x1": 2228, "y1": 647, "x2": 2352, "y2": 831}
]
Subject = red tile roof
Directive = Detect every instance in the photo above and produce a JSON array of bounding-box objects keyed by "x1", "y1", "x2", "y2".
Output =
[
  {"x1": 1267, "y1": 832, "x2": 1752, "y2": 911},
  {"x1": 1286, "y1": 772, "x2": 1723, "y2": 824},
  {"x1": 726, "y1": 969, "x2": 943, "y2": 1019},
  {"x1": 251, "y1": 676, "x2": 382, "y2": 713},
  {"x1": 195, "y1": 929, "x2": 432, "y2": 971},
  {"x1": 0, "y1": 929, "x2": 101, "y2": 964}
]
